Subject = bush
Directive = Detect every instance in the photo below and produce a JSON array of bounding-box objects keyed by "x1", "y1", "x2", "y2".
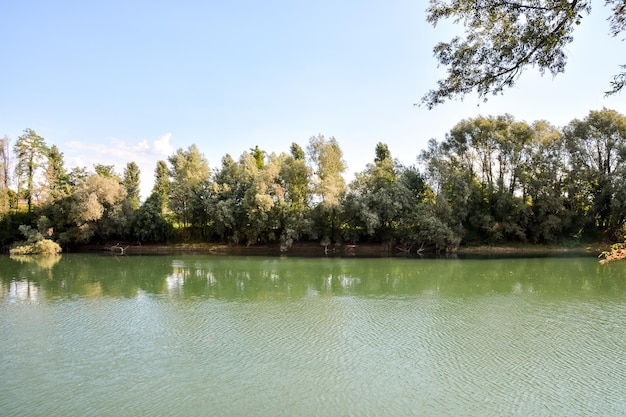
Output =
[
  {"x1": 9, "y1": 223, "x2": 62, "y2": 255},
  {"x1": 10, "y1": 239, "x2": 62, "y2": 255},
  {"x1": 599, "y1": 237, "x2": 626, "y2": 264}
]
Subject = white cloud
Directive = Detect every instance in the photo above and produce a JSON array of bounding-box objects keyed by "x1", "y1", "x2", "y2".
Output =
[
  {"x1": 137, "y1": 140, "x2": 150, "y2": 152},
  {"x1": 71, "y1": 156, "x2": 85, "y2": 168},
  {"x1": 65, "y1": 139, "x2": 148, "y2": 163},
  {"x1": 151, "y1": 132, "x2": 173, "y2": 156},
  {"x1": 64, "y1": 133, "x2": 176, "y2": 200},
  {"x1": 65, "y1": 133, "x2": 174, "y2": 164}
]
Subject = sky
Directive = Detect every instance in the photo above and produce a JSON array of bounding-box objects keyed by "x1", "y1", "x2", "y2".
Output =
[{"x1": 1, "y1": 0, "x2": 624, "y2": 199}]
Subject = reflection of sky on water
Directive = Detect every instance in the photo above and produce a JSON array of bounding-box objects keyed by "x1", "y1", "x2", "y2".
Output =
[
  {"x1": 166, "y1": 267, "x2": 220, "y2": 297},
  {"x1": 166, "y1": 273, "x2": 184, "y2": 296},
  {"x1": 322, "y1": 274, "x2": 361, "y2": 291},
  {"x1": 3, "y1": 280, "x2": 41, "y2": 303}
]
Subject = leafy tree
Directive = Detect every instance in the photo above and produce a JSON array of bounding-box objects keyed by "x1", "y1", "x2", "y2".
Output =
[
  {"x1": 422, "y1": 0, "x2": 625, "y2": 108},
  {"x1": 14, "y1": 129, "x2": 48, "y2": 212},
  {"x1": 344, "y1": 153, "x2": 460, "y2": 252},
  {"x1": 563, "y1": 108, "x2": 626, "y2": 239},
  {"x1": 206, "y1": 151, "x2": 277, "y2": 245},
  {"x1": 0, "y1": 135, "x2": 11, "y2": 215},
  {"x1": 152, "y1": 160, "x2": 170, "y2": 213},
  {"x1": 132, "y1": 193, "x2": 173, "y2": 243},
  {"x1": 123, "y1": 162, "x2": 141, "y2": 211},
  {"x1": 37, "y1": 146, "x2": 70, "y2": 237},
  {"x1": 277, "y1": 143, "x2": 313, "y2": 249},
  {"x1": 521, "y1": 121, "x2": 568, "y2": 243},
  {"x1": 250, "y1": 145, "x2": 266, "y2": 169},
  {"x1": 59, "y1": 173, "x2": 127, "y2": 244},
  {"x1": 240, "y1": 152, "x2": 283, "y2": 245},
  {"x1": 44, "y1": 145, "x2": 69, "y2": 202},
  {"x1": 447, "y1": 115, "x2": 534, "y2": 242},
  {"x1": 307, "y1": 135, "x2": 347, "y2": 244},
  {"x1": 93, "y1": 164, "x2": 118, "y2": 179},
  {"x1": 420, "y1": 116, "x2": 534, "y2": 244},
  {"x1": 208, "y1": 154, "x2": 243, "y2": 241},
  {"x1": 394, "y1": 185, "x2": 461, "y2": 253},
  {"x1": 67, "y1": 166, "x2": 89, "y2": 189},
  {"x1": 290, "y1": 142, "x2": 305, "y2": 160},
  {"x1": 352, "y1": 142, "x2": 397, "y2": 193},
  {"x1": 307, "y1": 135, "x2": 346, "y2": 207},
  {"x1": 344, "y1": 142, "x2": 399, "y2": 242},
  {"x1": 281, "y1": 143, "x2": 311, "y2": 211},
  {"x1": 168, "y1": 144, "x2": 210, "y2": 229}
]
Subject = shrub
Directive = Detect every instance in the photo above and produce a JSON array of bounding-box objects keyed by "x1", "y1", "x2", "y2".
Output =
[{"x1": 9, "y1": 223, "x2": 62, "y2": 255}]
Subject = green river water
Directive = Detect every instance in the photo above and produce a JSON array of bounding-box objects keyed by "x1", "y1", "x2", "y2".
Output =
[{"x1": 1, "y1": 254, "x2": 624, "y2": 416}]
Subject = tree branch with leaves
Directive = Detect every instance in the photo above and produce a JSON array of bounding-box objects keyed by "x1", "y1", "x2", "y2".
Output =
[{"x1": 421, "y1": 0, "x2": 625, "y2": 108}]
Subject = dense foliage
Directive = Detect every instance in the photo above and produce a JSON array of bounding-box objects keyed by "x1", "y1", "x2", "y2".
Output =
[{"x1": 1, "y1": 109, "x2": 625, "y2": 253}]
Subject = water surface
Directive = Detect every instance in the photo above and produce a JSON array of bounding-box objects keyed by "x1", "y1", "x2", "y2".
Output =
[{"x1": 1, "y1": 254, "x2": 625, "y2": 416}]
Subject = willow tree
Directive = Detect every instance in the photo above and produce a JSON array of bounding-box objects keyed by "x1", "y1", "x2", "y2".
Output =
[
  {"x1": 420, "y1": 115, "x2": 537, "y2": 244},
  {"x1": 208, "y1": 154, "x2": 243, "y2": 241},
  {"x1": 307, "y1": 135, "x2": 347, "y2": 245},
  {"x1": 344, "y1": 142, "x2": 399, "y2": 241},
  {"x1": 422, "y1": 0, "x2": 625, "y2": 108},
  {"x1": 240, "y1": 152, "x2": 286, "y2": 245},
  {"x1": 277, "y1": 143, "x2": 313, "y2": 249},
  {"x1": 522, "y1": 121, "x2": 568, "y2": 243},
  {"x1": 563, "y1": 108, "x2": 626, "y2": 239},
  {"x1": 168, "y1": 144, "x2": 210, "y2": 229},
  {"x1": 307, "y1": 135, "x2": 346, "y2": 207},
  {"x1": 58, "y1": 173, "x2": 127, "y2": 244}
]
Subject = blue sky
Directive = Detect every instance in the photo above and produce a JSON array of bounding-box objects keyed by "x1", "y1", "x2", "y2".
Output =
[{"x1": 1, "y1": 0, "x2": 624, "y2": 199}]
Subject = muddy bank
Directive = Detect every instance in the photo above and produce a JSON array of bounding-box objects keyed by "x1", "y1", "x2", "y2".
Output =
[
  {"x1": 456, "y1": 244, "x2": 605, "y2": 256},
  {"x1": 76, "y1": 241, "x2": 606, "y2": 257},
  {"x1": 79, "y1": 241, "x2": 393, "y2": 256}
]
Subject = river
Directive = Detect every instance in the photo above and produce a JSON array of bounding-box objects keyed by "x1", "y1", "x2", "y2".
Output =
[{"x1": 1, "y1": 254, "x2": 624, "y2": 416}]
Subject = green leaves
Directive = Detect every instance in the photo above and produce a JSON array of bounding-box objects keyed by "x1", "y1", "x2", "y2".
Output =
[
  {"x1": 14, "y1": 128, "x2": 49, "y2": 212},
  {"x1": 422, "y1": 0, "x2": 596, "y2": 108}
]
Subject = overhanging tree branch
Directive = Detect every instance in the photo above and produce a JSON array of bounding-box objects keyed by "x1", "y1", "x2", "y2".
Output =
[{"x1": 421, "y1": 0, "x2": 624, "y2": 107}]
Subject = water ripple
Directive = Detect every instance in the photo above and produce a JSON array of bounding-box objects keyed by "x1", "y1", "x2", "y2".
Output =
[{"x1": 1, "y1": 256, "x2": 625, "y2": 417}]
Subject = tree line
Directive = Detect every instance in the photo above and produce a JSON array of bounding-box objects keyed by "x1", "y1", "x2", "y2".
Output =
[{"x1": 1, "y1": 108, "x2": 625, "y2": 253}]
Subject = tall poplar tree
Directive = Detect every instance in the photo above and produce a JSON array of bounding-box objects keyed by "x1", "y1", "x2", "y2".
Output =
[
  {"x1": 152, "y1": 160, "x2": 170, "y2": 213},
  {"x1": 123, "y1": 162, "x2": 141, "y2": 210},
  {"x1": 45, "y1": 145, "x2": 69, "y2": 201}
]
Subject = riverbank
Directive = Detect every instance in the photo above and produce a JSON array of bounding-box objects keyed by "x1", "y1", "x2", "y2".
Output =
[
  {"x1": 78, "y1": 241, "x2": 607, "y2": 257},
  {"x1": 456, "y1": 243, "x2": 605, "y2": 256},
  {"x1": 81, "y1": 242, "x2": 391, "y2": 256}
]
